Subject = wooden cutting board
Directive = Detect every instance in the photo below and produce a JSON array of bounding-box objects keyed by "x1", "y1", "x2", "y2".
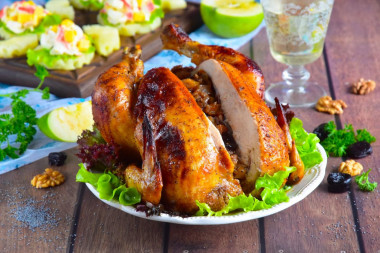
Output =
[{"x1": 0, "y1": 4, "x2": 202, "y2": 98}]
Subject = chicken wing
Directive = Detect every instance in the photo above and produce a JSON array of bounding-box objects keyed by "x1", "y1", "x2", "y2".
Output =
[
  {"x1": 127, "y1": 67, "x2": 243, "y2": 214},
  {"x1": 92, "y1": 46, "x2": 143, "y2": 162},
  {"x1": 274, "y1": 98, "x2": 305, "y2": 185},
  {"x1": 161, "y1": 23, "x2": 265, "y2": 98}
]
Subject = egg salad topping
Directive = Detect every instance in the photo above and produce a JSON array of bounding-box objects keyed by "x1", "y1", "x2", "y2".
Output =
[
  {"x1": 40, "y1": 19, "x2": 91, "y2": 56},
  {"x1": 101, "y1": 0, "x2": 156, "y2": 25},
  {"x1": 0, "y1": 1, "x2": 49, "y2": 34}
]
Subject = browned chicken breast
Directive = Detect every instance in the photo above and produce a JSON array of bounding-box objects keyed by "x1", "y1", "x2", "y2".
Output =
[
  {"x1": 161, "y1": 23, "x2": 265, "y2": 98},
  {"x1": 92, "y1": 46, "x2": 143, "y2": 162},
  {"x1": 196, "y1": 59, "x2": 290, "y2": 192},
  {"x1": 125, "y1": 67, "x2": 243, "y2": 214}
]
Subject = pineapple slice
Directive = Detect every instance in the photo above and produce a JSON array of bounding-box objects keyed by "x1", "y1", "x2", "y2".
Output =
[
  {"x1": 45, "y1": 0, "x2": 75, "y2": 20},
  {"x1": 0, "y1": 34, "x2": 38, "y2": 58},
  {"x1": 161, "y1": 0, "x2": 187, "y2": 11},
  {"x1": 83, "y1": 25, "x2": 120, "y2": 56},
  {"x1": 0, "y1": 27, "x2": 14, "y2": 40}
]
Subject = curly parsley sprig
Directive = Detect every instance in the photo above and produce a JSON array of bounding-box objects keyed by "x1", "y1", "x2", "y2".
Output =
[
  {"x1": 355, "y1": 169, "x2": 378, "y2": 192},
  {"x1": 321, "y1": 121, "x2": 376, "y2": 157},
  {"x1": 0, "y1": 65, "x2": 50, "y2": 161}
]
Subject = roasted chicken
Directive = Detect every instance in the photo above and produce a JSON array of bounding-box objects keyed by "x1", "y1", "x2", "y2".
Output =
[
  {"x1": 125, "y1": 68, "x2": 242, "y2": 214},
  {"x1": 88, "y1": 24, "x2": 300, "y2": 215},
  {"x1": 161, "y1": 23, "x2": 265, "y2": 98},
  {"x1": 92, "y1": 46, "x2": 143, "y2": 162}
]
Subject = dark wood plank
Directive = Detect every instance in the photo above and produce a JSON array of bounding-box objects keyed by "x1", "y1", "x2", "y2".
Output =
[
  {"x1": 72, "y1": 187, "x2": 166, "y2": 252},
  {"x1": 252, "y1": 25, "x2": 361, "y2": 251},
  {"x1": 324, "y1": 0, "x2": 380, "y2": 251},
  {"x1": 0, "y1": 148, "x2": 80, "y2": 253},
  {"x1": 0, "y1": 4, "x2": 202, "y2": 98},
  {"x1": 168, "y1": 221, "x2": 261, "y2": 253}
]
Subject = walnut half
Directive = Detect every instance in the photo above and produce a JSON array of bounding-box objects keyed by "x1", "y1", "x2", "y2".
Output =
[
  {"x1": 338, "y1": 160, "x2": 363, "y2": 176},
  {"x1": 351, "y1": 78, "x2": 376, "y2": 95},
  {"x1": 31, "y1": 168, "x2": 65, "y2": 188},
  {"x1": 315, "y1": 96, "x2": 347, "y2": 114}
]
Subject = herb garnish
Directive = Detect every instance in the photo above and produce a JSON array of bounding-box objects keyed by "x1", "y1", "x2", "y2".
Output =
[
  {"x1": 0, "y1": 65, "x2": 50, "y2": 161},
  {"x1": 355, "y1": 169, "x2": 378, "y2": 192},
  {"x1": 321, "y1": 121, "x2": 376, "y2": 157}
]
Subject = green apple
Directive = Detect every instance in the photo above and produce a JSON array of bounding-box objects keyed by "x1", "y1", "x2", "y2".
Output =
[
  {"x1": 37, "y1": 101, "x2": 94, "y2": 142},
  {"x1": 200, "y1": 0, "x2": 264, "y2": 38}
]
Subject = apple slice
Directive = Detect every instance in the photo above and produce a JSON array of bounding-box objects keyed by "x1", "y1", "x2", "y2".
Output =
[
  {"x1": 38, "y1": 101, "x2": 94, "y2": 142},
  {"x1": 200, "y1": 0, "x2": 264, "y2": 38}
]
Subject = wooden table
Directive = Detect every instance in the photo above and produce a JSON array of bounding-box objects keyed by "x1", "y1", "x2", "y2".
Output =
[{"x1": 1, "y1": 0, "x2": 379, "y2": 252}]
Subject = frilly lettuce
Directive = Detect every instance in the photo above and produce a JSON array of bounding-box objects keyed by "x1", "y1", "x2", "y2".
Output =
[
  {"x1": 289, "y1": 117, "x2": 323, "y2": 169},
  {"x1": 76, "y1": 163, "x2": 141, "y2": 206},
  {"x1": 26, "y1": 46, "x2": 95, "y2": 70},
  {"x1": 79, "y1": 0, "x2": 104, "y2": 10},
  {"x1": 0, "y1": 14, "x2": 61, "y2": 37},
  {"x1": 196, "y1": 167, "x2": 296, "y2": 216}
]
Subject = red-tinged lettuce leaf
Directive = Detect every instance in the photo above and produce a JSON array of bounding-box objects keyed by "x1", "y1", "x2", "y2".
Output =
[{"x1": 76, "y1": 127, "x2": 120, "y2": 172}]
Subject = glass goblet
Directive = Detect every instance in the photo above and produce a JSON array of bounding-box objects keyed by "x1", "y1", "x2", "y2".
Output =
[{"x1": 261, "y1": 0, "x2": 334, "y2": 107}]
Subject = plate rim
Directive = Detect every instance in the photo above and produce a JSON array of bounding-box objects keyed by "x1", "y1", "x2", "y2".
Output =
[{"x1": 86, "y1": 143, "x2": 327, "y2": 225}]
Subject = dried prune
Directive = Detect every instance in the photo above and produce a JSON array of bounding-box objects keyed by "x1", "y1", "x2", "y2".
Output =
[
  {"x1": 48, "y1": 152, "x2": 67, "y2": 166},
  {"x1": 327, "y1": 172, "x2": 352, "y2": 193},
  {"x1": 313, "y1": 123, "x2": 329, "y2": 142},
  {"x1": 346, "y1": 141, "x2": 372, "y2": 159}
]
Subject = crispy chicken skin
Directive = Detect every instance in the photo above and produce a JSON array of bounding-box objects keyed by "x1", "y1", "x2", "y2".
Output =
[
  {"x1": 92, "y1": 46, "x2": 143, "y2": 162},
  {"x1": 197, "y1": 59, "x2": 290, "y2": 192},
  {"x1": 126, "y1": 67, "x2": 242, "y2": 214},
  {"x1": 161, "y1": 23, "x2": 265, "y2": 98},
  {"x1": 274, "y1": 98, "x2": 305, "y2": 185}
]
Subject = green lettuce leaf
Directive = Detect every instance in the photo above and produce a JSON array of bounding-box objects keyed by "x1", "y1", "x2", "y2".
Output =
[
  {"x1": 76, "y1": 163, "x2": 141, "y2": 206},
  {"x1": 97, "y1": 173, "x2": 120, "y2": 200},
  {"x1": 0, "y1": 14, "x2": 61, "y2": 36},
  {"x1": 119, "y1": 187, "x2": 141, "y2": 205},
  {"x1": 76, "y1": 163, "x2": 102, "y2": 187},
  {"x1": 79, "y1": 0, "x2": 104, "y2": 9},
  {"x1": 27, "y1": 46, "x2": 95, "y2": 68},
  {"x1": 196, "y1": 167, "x2": 296, "y2": 216},
  {"x1": 289, "y1": 118, "x2": 323, "y2": 168},
  {"x1": 149, "y1": 7, "x2": 165, "y2": 22}
]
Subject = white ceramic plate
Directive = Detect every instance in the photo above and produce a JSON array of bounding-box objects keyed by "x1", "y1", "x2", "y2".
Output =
[{"x1": 86, "y1": 143, "x2": 327, "y2": 225}]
